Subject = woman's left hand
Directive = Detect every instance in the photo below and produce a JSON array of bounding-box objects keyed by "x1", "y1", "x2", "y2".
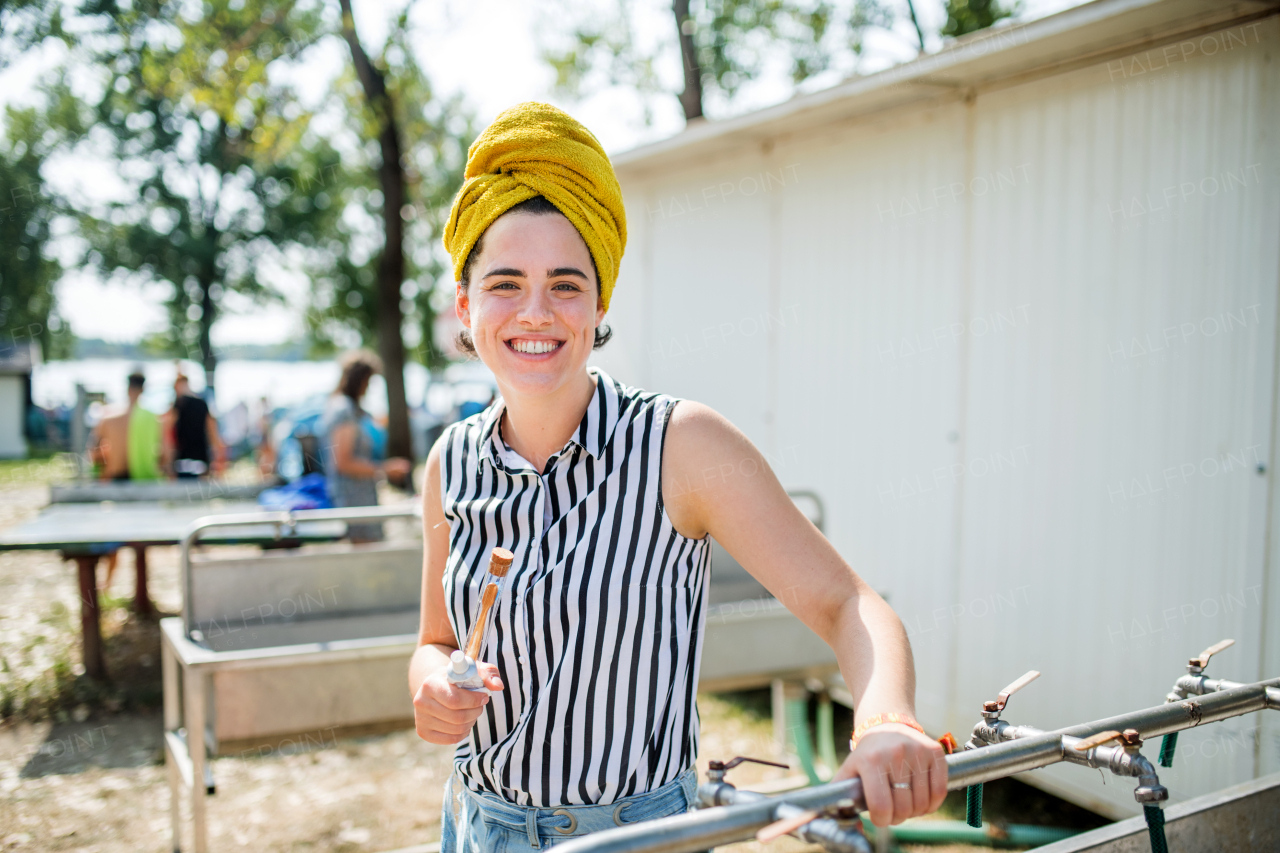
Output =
[{"x1": 833, "y1": 724, "x2": 948, "y2": 827}]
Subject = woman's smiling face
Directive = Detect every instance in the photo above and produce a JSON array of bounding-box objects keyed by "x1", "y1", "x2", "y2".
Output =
[{"x1": 456, "y1": 210, "x2": 604, "y2": 397}]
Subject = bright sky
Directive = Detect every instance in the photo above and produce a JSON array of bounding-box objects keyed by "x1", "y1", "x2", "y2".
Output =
[{"x1": 3, "y1": 0, "x2": 1081, "y2": 348}]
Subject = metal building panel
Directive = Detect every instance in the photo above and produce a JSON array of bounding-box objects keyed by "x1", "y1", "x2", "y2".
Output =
[
  {"x1": 951, "y1": 17, "x2": 1280, "y2": 816},
  {"x1": 767, "y1": 107, "x2": 971, "y2": 732},
  {"x1": 626, "y1": 151, "x2": 778, "y2": 448}
]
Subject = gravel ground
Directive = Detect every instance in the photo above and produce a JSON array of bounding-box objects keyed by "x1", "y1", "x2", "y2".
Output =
[{"x1": 0, "y1": 461, "x2": 1103, "y2": 852}]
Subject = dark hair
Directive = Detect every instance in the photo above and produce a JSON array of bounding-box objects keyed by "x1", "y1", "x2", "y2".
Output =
[
  {"x1": 336, "y1": 349, "x2": 383, "y2": 404},
  {"x1": 127, "y1": 371, "x2": 146, "y2": 390},
  {"x1": 455, "y1": 195, "x2": 611, "y2": 356}
]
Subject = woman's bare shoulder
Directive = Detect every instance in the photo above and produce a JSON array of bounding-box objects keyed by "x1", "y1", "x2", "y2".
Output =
[{"x1": 664, "y1": 399, "x2": 754, "y2": 466}]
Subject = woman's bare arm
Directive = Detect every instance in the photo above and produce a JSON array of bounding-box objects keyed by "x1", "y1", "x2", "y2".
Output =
[
  {"x1": 408, "y1": 439, "x2": 503, "y2": 744},
  {"x1": 661, "y1": 401, "x2": 946, "y2": 827}
]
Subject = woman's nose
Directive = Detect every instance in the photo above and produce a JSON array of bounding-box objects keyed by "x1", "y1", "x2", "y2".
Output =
[{"x1": 516, "y1": 289, "x2": 554, "y2": 326}]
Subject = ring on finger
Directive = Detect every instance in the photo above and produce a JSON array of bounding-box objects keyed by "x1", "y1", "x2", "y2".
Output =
[{"x1": 891, "y1": 782, "x2": 912, "y2": 790}]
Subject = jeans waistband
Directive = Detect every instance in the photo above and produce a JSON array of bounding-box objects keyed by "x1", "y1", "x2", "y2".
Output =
[{"x1": 461, "y1": 769, "x2": 697, "y2": 846}]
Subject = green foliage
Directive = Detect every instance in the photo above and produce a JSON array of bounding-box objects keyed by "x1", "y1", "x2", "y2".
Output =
[
  {"x1": 544, "y1": 6, "x2": 666, "y2": 125},
  {"x1": 543, "y1": 0, "x2": 1018, "y2": 122},
  {"x1": 941, "y1": 0, "x2": 1017, "y2": 38},
  {"x1": 693, "y1": 0, "x2": 840, "y2": 95},
  {"x1": 542, "y1": 0, "x2": 900, "y2": 122},
  {"x1": 0, "y1": 0, "x2": 67, "y2": 70},
  {"x1": 307, "y1": 9, "x2": 473, "y2": 371},
  {"x1": 0, "y1": 102, "x2": 73, "y2": 359},
  {"x1": 58, "y1": 0, "x2": 337, "y2": 379}
]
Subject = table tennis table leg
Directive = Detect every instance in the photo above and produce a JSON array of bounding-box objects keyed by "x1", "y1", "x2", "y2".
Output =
[
  {"x1": 133, "y1": 545, "x2": 154, "y2": 618},
  {"x1": 72, "y1": 555, "x2": 107, "y2": 681}
]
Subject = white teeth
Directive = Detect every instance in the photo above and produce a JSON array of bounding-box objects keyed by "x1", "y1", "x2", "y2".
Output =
[{"x1": 512, "y1": 340, "x2": 560, "y2": 354}]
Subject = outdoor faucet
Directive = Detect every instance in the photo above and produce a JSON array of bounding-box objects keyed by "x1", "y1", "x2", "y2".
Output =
[
  {"x1": 700, "y1": 756, "x2": 870, "y2": 853},
  {"x1": 963, "y1": 669, "x2": 1040, "y2": 827},
  {"x1": 1160, "y1": 638, "x2": 1234, "y2": 767},
  {"x1": 1068, "y1": 729, "x2": 1168, "y2": 804},
  {"x1": 1069, "y1": 729, "x2": 1169, "y2": 853},
  {"x1": 966, "y1": 669, "x2": 1041, "y2": 749},
  {"x1": 704, "y1": 755, "x2": 789, "y2": 786}
]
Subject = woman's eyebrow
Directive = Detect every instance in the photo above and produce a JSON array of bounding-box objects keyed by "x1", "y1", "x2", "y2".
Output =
[
  {"x1": 548, "y1": 267, "x2": 589, "y2": 280},
  {"x1": 482, "y1": 267, "x2": 525, "y2": 279}
]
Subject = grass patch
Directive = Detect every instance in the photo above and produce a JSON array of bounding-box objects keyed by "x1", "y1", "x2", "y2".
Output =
[
  {"x1": 0, "y1": 592, "x2": 166, "y2": 722},
  {"x1": 0, "y1": 453, "x2": 79, "y2": 487}
]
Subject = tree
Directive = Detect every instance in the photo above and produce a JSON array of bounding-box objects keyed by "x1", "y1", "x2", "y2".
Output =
[
  {"x1": 57, "y1": 0, "x2": 335, "y2": 397},
  {"x1": 544, "y1": 0, "x2": 1013, "y2": 124},
  {"x1": 0, "y1": 103, "x2": 73, "y2": 360},
  {"x1": 324, "y1": 1, "x2": 473, "y2": 459},
  {"x1": 546, "y1": 0, "x2": 895, "y2": 124},
  {"x1": 0, "y1": 0, "x2": 66, "y2": 72},
  {"x1": 336, "y1": 0, "x2": 412, "y2": 460}
]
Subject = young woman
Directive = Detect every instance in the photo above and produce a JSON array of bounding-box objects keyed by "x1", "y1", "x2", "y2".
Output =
[
  {"x1": 321, "y1": 350, "x2": 412, "y2": 541},
  {"x1": 410, "y1": 103, "x2": 946, "y2": 851}
]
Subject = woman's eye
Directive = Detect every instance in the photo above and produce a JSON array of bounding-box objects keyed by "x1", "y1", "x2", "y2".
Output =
[
  {"x1": 553, "y1": 282, "x2": 583, "y2": 292},
  {"x1": 490, "y1": 281, "x2": 518, "y2": 290}
]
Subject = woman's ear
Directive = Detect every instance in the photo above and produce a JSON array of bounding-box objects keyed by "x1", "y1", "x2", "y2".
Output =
[
  {"x1": 456, "y1": 284, "x2": 471, "y2": 329},
  {"x1": 596, "y1": 294, "x2": 606, "y2": 328}
]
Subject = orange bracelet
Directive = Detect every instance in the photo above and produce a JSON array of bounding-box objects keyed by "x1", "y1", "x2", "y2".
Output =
[{"x1": 849, "y1": 713, "x2": 925, "y2": 750}]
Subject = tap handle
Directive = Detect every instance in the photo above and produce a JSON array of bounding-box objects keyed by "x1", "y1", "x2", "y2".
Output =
[
  {"x1": 709, "y1": 755, "x2": 790, "y2": 773},
  {"x1": 1075, "y1": 728, "x2": 1143, "y2": 751},
  {"x1": 995, "y1": 670, "x2": 1041, "y2": 711},
  {"x1": 1073, "y1": 730, "x2": 1124, "y2": 751},
  {"x1": 1190, "y1": 638, "x2": 1234, "y2": 669}
]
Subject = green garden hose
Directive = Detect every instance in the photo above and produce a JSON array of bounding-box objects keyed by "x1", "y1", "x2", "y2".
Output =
[
  {"x1": 1158, "y1": 732, "x2": 1177, "y2": 768},
  {"x1": 862, "y1": 818, "x2": 1079, "y2": 848},
  {"x1": 1144, "y1": 805, "x2": 1168, "y2": 853},
  {"x1": 816, "y1": 692, "x2": 839, "y2": 777},
  {"x1": 966, "y1": 783, "x2": 984, "y2": 827},
  {"x1": 786, "y1": 695, "x2": 823, "y2": 786}
]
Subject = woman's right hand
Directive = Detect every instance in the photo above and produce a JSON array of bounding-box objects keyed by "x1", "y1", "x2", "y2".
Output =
[{"x1": 412, "y1": 661, "x2": 505, "y2": 744}]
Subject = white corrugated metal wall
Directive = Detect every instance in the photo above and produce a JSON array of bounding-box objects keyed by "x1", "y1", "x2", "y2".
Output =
[{"x1": 594, "y1": 12, "x2": 1280, "y2": 817}]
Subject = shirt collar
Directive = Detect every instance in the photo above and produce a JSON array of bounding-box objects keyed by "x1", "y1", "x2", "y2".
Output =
[{"x1": 479, "y1": 367, "x2": 621, "y2": 470}]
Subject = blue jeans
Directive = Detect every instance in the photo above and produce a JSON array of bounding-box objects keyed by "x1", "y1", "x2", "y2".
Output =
[{"x1": 441, "y1": 769, "x2": 700, "y2": 852}]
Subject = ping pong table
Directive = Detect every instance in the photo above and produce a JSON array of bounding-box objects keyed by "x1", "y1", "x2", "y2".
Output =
[{"x1": 0, "y1": 500, "x2": 346, "y2": 680}]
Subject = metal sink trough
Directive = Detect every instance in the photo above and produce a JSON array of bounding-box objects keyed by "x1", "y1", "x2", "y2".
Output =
[
  {"x1": 699, "y1": 490, "x2": 839, "y2": 692},
  {"x1": 162, "y1": 505, "x2": 424, "y2": 853},
  {"x1": 1034, "y1": 770, "x2": 1279, "y2": 853}
]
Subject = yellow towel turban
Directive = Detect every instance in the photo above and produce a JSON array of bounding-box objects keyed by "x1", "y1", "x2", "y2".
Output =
[{"x1": 443, "y1": 102, "x2": 627, "y2": 312}]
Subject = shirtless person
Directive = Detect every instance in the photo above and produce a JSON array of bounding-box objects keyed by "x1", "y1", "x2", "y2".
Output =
[
  {"x1": 87, "y1": 370, "x2": 162, "y2": 590},
  {"x1": 89, "y1": 371, "x2": 161, "y2": 481}
]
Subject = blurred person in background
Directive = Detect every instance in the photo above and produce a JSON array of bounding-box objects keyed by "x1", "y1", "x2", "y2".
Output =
[
  {"x1": 254, "y1": 396, "x2": 277, "y2": 477},
  {"x1": 87, "y1": 368, "x2": 162, "y2": 590},
  {"x1": 320, "y1": 350, "x2": 412, "y2": 542},
  {"x1": 166, "y1": 371, "x2": 224, "y2": 479},
  {"x1": 88, "y1": 369, "x2": 162, "y2": 483}
]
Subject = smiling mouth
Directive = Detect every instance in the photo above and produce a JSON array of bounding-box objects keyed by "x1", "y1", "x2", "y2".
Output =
[{"x1": 507, "y1": 339, "x2": 564, "y2": 355}]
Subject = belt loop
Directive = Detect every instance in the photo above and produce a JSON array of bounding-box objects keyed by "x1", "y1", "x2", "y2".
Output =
[{"x1": 526, "y1": 805, "x2": 541, "y2": 848}]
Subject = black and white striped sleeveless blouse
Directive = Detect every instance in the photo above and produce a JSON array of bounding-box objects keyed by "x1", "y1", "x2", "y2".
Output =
[{"x1": 439, "y1": 368, "x2": 711, "y2": 807}]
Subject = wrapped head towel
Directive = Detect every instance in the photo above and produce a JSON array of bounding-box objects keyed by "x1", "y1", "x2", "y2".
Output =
[{"x1": 443, "y1": 102, "x2": 627, "y2": 311}]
